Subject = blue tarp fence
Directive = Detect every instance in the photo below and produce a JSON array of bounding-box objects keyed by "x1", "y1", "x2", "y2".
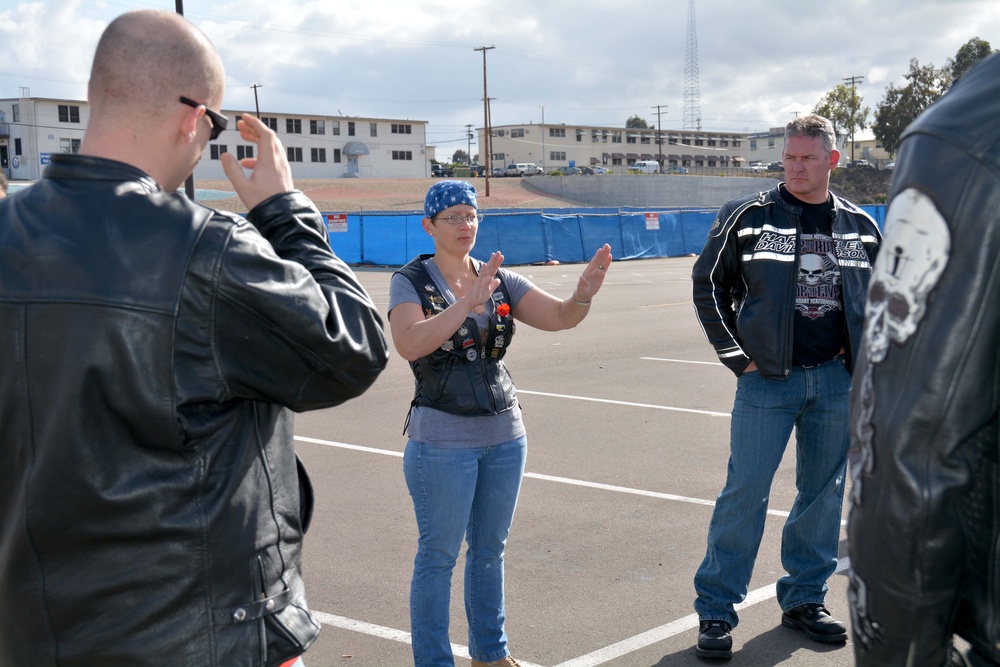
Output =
[{"x1": 323, "y1": 205, "x2": 887, "y2": 266}]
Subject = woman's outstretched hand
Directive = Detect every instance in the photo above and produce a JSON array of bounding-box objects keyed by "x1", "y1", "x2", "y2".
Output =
[{"x1": 574, "y1": 244, "x2": 613, "y2": 302}]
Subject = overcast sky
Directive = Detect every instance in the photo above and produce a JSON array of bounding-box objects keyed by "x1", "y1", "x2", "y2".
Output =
[{"x1": 1, "y1": 0, "x2": 998, "y2": 154}]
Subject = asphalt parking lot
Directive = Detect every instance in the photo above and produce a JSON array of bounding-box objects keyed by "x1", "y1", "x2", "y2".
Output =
[{"x1": 292, "y1": 255, "x2": 858, "y2": 667}]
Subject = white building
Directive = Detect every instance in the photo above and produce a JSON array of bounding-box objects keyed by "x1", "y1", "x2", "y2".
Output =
[
  {"x1": 481, "y1": 122, "x2": 749, "y2": 175},
  {"x1": 0, "y1": 96, "x2": 431, "y2": 181}
]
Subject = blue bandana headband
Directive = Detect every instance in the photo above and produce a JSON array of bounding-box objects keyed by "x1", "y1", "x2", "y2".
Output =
[{"x1": 424, "y1": 180, "x2": 478, "y2": 219}]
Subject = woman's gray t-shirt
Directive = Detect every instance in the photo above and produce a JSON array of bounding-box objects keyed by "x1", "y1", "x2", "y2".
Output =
[{"x1": 388, "y1": 257, "x2": 536, "y2": 449}]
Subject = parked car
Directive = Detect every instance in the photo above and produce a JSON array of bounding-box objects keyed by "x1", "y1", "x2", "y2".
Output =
[
  {"x1": 431, "y1": 163, "x2": 454, "y2": 177},
  {"x1": 665, "y1": 166, "x2": 689, "y2": 174},
  {"x1": 592, "y1": 166, "x2": 608, "y2": 175},
  {"x1": 469, "y1": 164, "x2": 484, "y2": 177},
  {"x1": 767, "y1": 161, "x2": 784, "y2": 172},
  {"x1": 849, "y1": 159, "x2": 873, "y2": 169},
  {"x1": 505, "y1": 162, "x2": 542, "y2": 177},
  {"x1": 884, "y1": 162, "x2": 895, "y2": 172}
]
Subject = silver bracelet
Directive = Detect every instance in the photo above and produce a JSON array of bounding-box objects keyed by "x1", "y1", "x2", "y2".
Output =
[{"x1": 572, "y1": 296, "x2": 592, "y2": 306}]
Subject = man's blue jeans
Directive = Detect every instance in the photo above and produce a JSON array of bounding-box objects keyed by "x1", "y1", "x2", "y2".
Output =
[
  {"x1": 694, "y1": 357, "x2": 851, "y2": 628},
  {"x1": 403, "y1": 436, "x2": 527, "y2": 667}
]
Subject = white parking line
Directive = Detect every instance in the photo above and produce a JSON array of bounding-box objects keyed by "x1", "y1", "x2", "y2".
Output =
[
  {"x1": 311, "y1": 612, "x2": 547, "y2": 667},
  {"x1": 516, "y1": 389, "x2": 731, "y2": 418}
]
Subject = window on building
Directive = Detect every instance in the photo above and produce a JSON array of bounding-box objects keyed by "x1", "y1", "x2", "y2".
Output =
[
  {"x1": 550, "y1": 151, "x2": 566, "y2": 161},
  {"x1": 333, "y1": 148, "x2": 341, "y2": 163},
  {"x1": 331, "y1": 121, "x2": 341, "y2": 136},
  {"x1": 493, "y1": 152, "x2": 505, "y2": 162},
  {"x1": 611, "y1": 132, "x2": 622, "y2": 143},
  {"x1": 510, "y1": 128, "x2": 525, "y2": 138},
  {"x1": 58, "y1": 138, "x2": 81, "y2": 153},
  {"x1": 311, "y1": 147, "x2": 326, "y2": 162},
  {"x1": 750, "y1": 140, "x2": 757, "y2": 150},
  {"x1": 682, "y1": 138, "x2": 691, "y2": 145},
  {"x1": 641, "y1": 136, "x2": 651, "y2": 144},
  {"x1": 259, "y1": 117, "x2": 278, "y2": 131},
  {"x1": 602, "y1": 131, "x2": 609, "y2": 143},
  {"x1": 392, "y1": 150, "x2": 413, "y2": 160},
  {"x1": 611, "y1": 157, "x2": 622, "y2": 166},
  {"x1": 12, "y1": 104, "x2": 19, "y2": 123},
  {"x1": 392, "y1": 123, "x2": 412, "y2": 134},
  {"x1": 14, "y1": 138, "x2": 21, "y2": 155},
  {"x1": 768, "y1": 139, "x2": 775, "y2": 148},
  {"x1": 237, "y1": 145, "x2": 254, "y2": 160},
  {"x1": 310, "y1": 119, "x2": 325, "y2": 135},
  {"x1": 733, "y1": 140, "x2": 741, "y2": 148},
  {"x1": 695, "y1": 138, "x2": 704, "y2": 146},
  {"x1": 210, "y1": 145, "x2": 228, "y2": 160},
  {"x1": 286, "y1": 118, "x2": 302, "y2": 134},
  {"x1": 58, "y1": 105, "x2": 81, "y2": 123},
  {"x1": 549, "y1": 128, "x2": 566, "y2": 138},
  {"x1": 576, "y1": 130, "x2": 584, "y2": 142},
  {"x1": 668, "y1": 137, "x2": 678, "y2": 145},
  {"x1": 286, "y1": 146, "x2": 302, "y2": 162},
  {"x1": 370, "y1": 122, "x2": 377, "y2": 137},
  {"x1": 708, "y1": 139, "x2": 717, "y2": 146},
  {"x1": 591, "y1": 130, "x2": 598, "y2": 142},
  {"x1": 348, "y1": 121, "x2": 355, "y2": 136},
  {"x1": 627, "y1": 135, "x2": 637, "y2": 144},
  {"x1": 721, "y1": 139, "x2": 729, "y2": 147}
]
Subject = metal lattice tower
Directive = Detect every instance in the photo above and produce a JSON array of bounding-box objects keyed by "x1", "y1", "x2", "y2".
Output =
[{"x1": 683, "y1": 0, "x2": 702, "y2": 131}]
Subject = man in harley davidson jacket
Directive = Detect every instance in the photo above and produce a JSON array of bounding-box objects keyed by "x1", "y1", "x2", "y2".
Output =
[
  {"x1": 0, "y1": 10, "x2": 388, "y2": 667},
  {"x1": 848, "y1": 53, "x2": 1000, "y2": 667},
  {"x1": 690, "y1": 114, "x2": 880, "y2": 659}
]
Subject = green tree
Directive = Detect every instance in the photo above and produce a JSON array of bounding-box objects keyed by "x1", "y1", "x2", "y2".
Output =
[
  {"x1": 626, "y1": 115, "x2": 650, "y2": 129},
  {"x1": 946, "y1": 37, "x2": 995, "y2": 83},
  {"x1": 813, "y1": 83, "x2": 869, "y2": 143},
  {"x1": 451, "y1": 149, "x2": 469, "y2": 165},
  {"x1": 872, "y1": 58, "x2": 950, "y2": 158}
]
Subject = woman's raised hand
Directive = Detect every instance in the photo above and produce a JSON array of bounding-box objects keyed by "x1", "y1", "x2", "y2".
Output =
[
  {"x1": 574, "y1": 244, "x2": 613, "y2": 302},
  {"x1": 469, "y1": 251, "x2": 504, "y2": 315}
]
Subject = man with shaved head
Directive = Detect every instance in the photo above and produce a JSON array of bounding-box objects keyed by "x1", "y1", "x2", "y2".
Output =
[{"x1": 0, "y1": 9, "x2": 388, "y2": 667}]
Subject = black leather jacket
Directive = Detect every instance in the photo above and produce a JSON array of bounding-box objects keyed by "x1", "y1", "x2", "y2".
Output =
[
  {"x1": 848, "y1": 53, "x2": 1000, "y2": 667},
  {"x1": 692, "y1": 185, "x2": 881, "y2": 378},
  {"x1": 0, "y1": 155, "x2": 389, "y2": 666}
]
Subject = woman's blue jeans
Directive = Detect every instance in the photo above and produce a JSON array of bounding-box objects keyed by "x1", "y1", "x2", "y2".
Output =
[
  {"x1": 403, "y1": 436, "x2": 527, "y2": 666},
  {"x1": 694, "y1": 357, "x2": 851, "y2": 628}
]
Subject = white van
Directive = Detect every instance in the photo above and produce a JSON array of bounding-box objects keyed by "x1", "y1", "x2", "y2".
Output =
[{"x1": 629, "y1": 160, "x2": 660, "y2": 174}]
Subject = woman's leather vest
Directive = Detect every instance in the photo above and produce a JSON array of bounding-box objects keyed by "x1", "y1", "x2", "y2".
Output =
[{"x1": 396, "y1": 255, "x2": 517, "y2": 417}]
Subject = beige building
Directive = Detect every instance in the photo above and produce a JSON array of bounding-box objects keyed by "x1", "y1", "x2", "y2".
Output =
[
  {"x1": 480, "y1": 122, "x2": 749, "y2": 175},
  {"x1": 0, "y1": 96, "x2": 432, "y2": 182}
]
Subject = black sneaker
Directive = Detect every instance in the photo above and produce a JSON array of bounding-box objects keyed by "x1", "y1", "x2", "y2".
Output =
[
  {"x1": 781, "y1": 603, "x2": 847, "y2": 643},
  {"x1": 696, "y1": 619, "x2": 733, "y2": 660}
]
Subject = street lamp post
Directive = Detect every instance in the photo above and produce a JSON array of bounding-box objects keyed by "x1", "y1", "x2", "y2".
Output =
[{"x1": 540, "y1": 105, "x2": 545, "y2": 173}]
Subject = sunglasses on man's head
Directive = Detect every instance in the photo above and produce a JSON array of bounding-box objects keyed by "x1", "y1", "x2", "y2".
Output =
[{"x1": 179, "y1": 96, "x2": 228, "y2": 141}]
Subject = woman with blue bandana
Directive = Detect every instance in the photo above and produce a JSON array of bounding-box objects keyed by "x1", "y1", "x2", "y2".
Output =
[{"x1": 389, "y1": 180, "x2": 612, "y2": 667}]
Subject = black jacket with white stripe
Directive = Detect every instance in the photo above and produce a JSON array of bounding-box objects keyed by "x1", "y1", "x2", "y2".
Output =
[{"x1": 691, "y1": 184, "x2": 880, "y2": 379}]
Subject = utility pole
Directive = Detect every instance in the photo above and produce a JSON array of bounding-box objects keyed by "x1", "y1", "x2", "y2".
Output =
[
  {"x1": 474, "y1": 45, "x2": 495, "y2": 195},
  {"x1": 251, "y1": 84, "x2": 263, "y2": 118},
  {"x1": 540, "y1": 105, "x2": 545, "y2": 172},
  {"x1": 843, "y1": 74, "x2": 864, "y2": 164},
  {"x1": 175, "y1": 0, "x2": 194, "y2": 201},
  {"x1": 465, "y1": 123, "x2": 473, "y2": 168},
  {"x1": 651, "y1": 104, "x2": 668, "y2": 170}
]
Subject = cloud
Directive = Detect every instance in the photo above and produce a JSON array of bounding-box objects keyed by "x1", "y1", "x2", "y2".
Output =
[{"x1": 1, "y1": 0, "x2": 997, "y2": 148}]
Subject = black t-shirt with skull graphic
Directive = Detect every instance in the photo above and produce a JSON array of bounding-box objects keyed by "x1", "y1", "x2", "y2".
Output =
[{"x1": 781, "y1": 186, "x2": 846, "y2": 366}]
